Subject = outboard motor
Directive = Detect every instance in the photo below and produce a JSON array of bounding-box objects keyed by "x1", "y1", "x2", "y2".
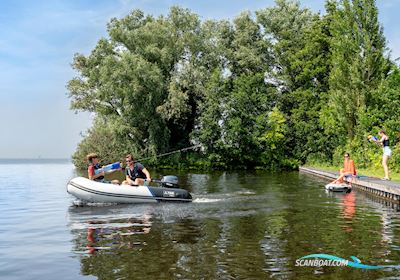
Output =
[{"x1": 161, "y1": 175, "x2": 179, "y2": 188}]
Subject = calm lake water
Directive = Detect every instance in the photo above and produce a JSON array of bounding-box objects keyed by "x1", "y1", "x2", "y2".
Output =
[{"x1": 1, "y1": 159, "x2": 400, "y2": 279}]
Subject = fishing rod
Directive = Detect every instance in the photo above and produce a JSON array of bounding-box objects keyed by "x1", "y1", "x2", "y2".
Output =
[{"x1": 136, "y1": 144, "x2": 202, "y2": 162}]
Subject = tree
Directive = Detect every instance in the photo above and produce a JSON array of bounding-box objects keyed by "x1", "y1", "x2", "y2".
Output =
[
  {"x1": 257, "y1": 0, "x2": 333, "y2": 162},
  {"x1": 323, "y1": 0, "x2": 388, "y2": 140},
  {"x1": 68, "y1": 7, "x2": 210, "y2": 159},
  {"x1": 229, "y1": 11, "x2": 270, "y2": 76},
  {"x1": 67, "y1": 2, "x2": 395, "y2": 171},
  {"x1": 192, "y1": 11, "x2": 276, "y2": 167}
]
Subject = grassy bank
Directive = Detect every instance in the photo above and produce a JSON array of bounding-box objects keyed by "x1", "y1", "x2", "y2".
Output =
[{"x1": 304, "y1": 163, "x2": 400, "y2": 183}]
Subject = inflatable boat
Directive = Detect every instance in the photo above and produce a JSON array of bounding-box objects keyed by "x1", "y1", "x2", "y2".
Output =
[
  {"x1": 325, "y1": 183, "x2": 352, "y2": 193},
  {"x1": 67, "y1": 176, "x2": 192, "y2": 203}
]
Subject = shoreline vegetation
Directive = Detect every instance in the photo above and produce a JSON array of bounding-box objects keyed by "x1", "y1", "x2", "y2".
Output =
[{"x1": 68, "y1": 0, "x2": 400, "y2": 172}]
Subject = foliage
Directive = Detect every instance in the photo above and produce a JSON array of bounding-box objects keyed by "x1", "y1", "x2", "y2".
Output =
[
  {"x1": 196, "y1": 72, "x2": 275, "y2": 167},
  {"x1": 345, "y1": 67, "x2": 400, "y2": 172},
  {"x1": 72, "y1": 117, "x2": 137, "y2": 170},
  {"x1": 68, "y1": 1, "x2": 397, "y2": 172},
  {"x1": 322, "y1": 0, "x2": 388, "y2": 140}
]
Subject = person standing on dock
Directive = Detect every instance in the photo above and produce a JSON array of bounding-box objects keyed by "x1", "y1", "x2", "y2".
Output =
[{"x1": 372, "y1": 130, "x2": 392, "y2": 180}]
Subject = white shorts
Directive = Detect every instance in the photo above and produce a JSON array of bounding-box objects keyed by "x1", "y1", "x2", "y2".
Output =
[{"x1": 383, "y1": 146, "x2": 392, "y2": 157}]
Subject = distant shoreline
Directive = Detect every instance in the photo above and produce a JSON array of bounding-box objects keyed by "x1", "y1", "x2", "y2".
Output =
[
  {"x1": 0, "y1": 158, "x2": 71, "y2": 164},
  {"x1": 0, "y1": 158, "x2": 70, "y2": 160}
]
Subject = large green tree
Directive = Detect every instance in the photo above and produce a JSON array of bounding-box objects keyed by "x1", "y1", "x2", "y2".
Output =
[
  {"x1": 193, "y1": 12, "x2": 283, "y2": 168},
  {"x1": 68, "y1": 1, "x2": 395, "y2": 171},
  {"x1": 257, "y1": 0, "x2": 332, "y2": 162},
  {"x1": 322, "y1": 0, "x2": 388, "y2": 140},
  {"x1": 68, "y1": 7, "x2": 212, "y2": 160}
]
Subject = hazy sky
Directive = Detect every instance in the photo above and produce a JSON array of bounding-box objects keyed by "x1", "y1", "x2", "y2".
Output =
[{"x1": 1, "y1": 0, "x2": 399, "y2": 159}]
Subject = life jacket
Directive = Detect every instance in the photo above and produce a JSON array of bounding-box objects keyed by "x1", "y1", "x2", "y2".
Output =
[
  {"x1": 344, "y1": 159, "x2": 356, "y2": 176},
  {"x1": 90, "y1": 163, "x2": 104, "y2": 181},
  {"x1": 126, "y1": 162, "x2": 146, "y2": 180}
]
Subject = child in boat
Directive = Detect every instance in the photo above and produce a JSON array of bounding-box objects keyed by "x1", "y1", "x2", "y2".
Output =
[
  {"x1": 331, "y1": 153, "x2": 357, "y2": 184},
  {"x1": 87, "y1": 153, "x2": 120, "y2": 184}
]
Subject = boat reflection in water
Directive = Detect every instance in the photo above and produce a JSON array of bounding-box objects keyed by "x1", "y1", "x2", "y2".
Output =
[
  {"x1": 67, "y1": 203, "x2": 203, "y2": 279},
  {"x1": 85, "y1": 213, "x2": 152, "y2": 254},
  {"x1": 68, "y1": 204, "x2": 155, "y2": 254}
]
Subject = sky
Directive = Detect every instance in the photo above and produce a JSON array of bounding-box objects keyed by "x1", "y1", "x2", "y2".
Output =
[{"x1": 0, "y1": 0, "x2": 399, "y2": 159}]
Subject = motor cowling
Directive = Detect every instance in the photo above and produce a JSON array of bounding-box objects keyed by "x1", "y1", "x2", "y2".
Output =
[{"x1": 161, "y1": 175, "x2": 179, "y2": 188}]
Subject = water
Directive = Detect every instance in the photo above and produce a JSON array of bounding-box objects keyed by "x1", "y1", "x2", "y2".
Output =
[{"x1": 1, "y1": 160, "x2": 400, "y2": 279}]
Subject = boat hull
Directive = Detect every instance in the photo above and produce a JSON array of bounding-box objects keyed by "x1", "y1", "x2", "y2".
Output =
[
  {"x1": 67, "y1": 177, "x2": 192, "y2": 203},
  {"x1": 325, "y1": 183, "x2": 352, "y2": 193}
]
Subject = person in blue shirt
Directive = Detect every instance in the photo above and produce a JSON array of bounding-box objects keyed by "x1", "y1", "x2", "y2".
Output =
[{"x1": 122, "y1": 154, "x2": 152, "y2": 186}]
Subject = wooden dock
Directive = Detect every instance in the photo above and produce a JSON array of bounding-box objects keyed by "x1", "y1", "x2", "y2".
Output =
[{"x1": 299, "y1": 166, "x2": 400, "y2": 202}]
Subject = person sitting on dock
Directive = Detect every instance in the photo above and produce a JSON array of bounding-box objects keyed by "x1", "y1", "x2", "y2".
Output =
[
  {"x1": 331, "y1": 153, "x2": 357, "y2": 184},
  {"x1": 122, "y1": 154, "x2": 152, "y2": 186},
  {"x1": 87, "y1": 153, "x2": 120, "y2": 184}
]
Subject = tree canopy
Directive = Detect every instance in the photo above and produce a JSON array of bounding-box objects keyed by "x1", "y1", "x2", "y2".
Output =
[{"x1": 68, "y1": 0, "x2": 400, "y2": 171}]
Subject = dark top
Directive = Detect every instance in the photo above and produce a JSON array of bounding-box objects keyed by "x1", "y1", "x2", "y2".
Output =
[
  {"x1": 88, "y1": 163, "x2": 104, "y2": 181},
  {"x1": 125, "y1": 162, "x2": 146, "y2": 181},
  {"x1": 383, "y1": 138, "x2": 390, "y2": 147}
]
